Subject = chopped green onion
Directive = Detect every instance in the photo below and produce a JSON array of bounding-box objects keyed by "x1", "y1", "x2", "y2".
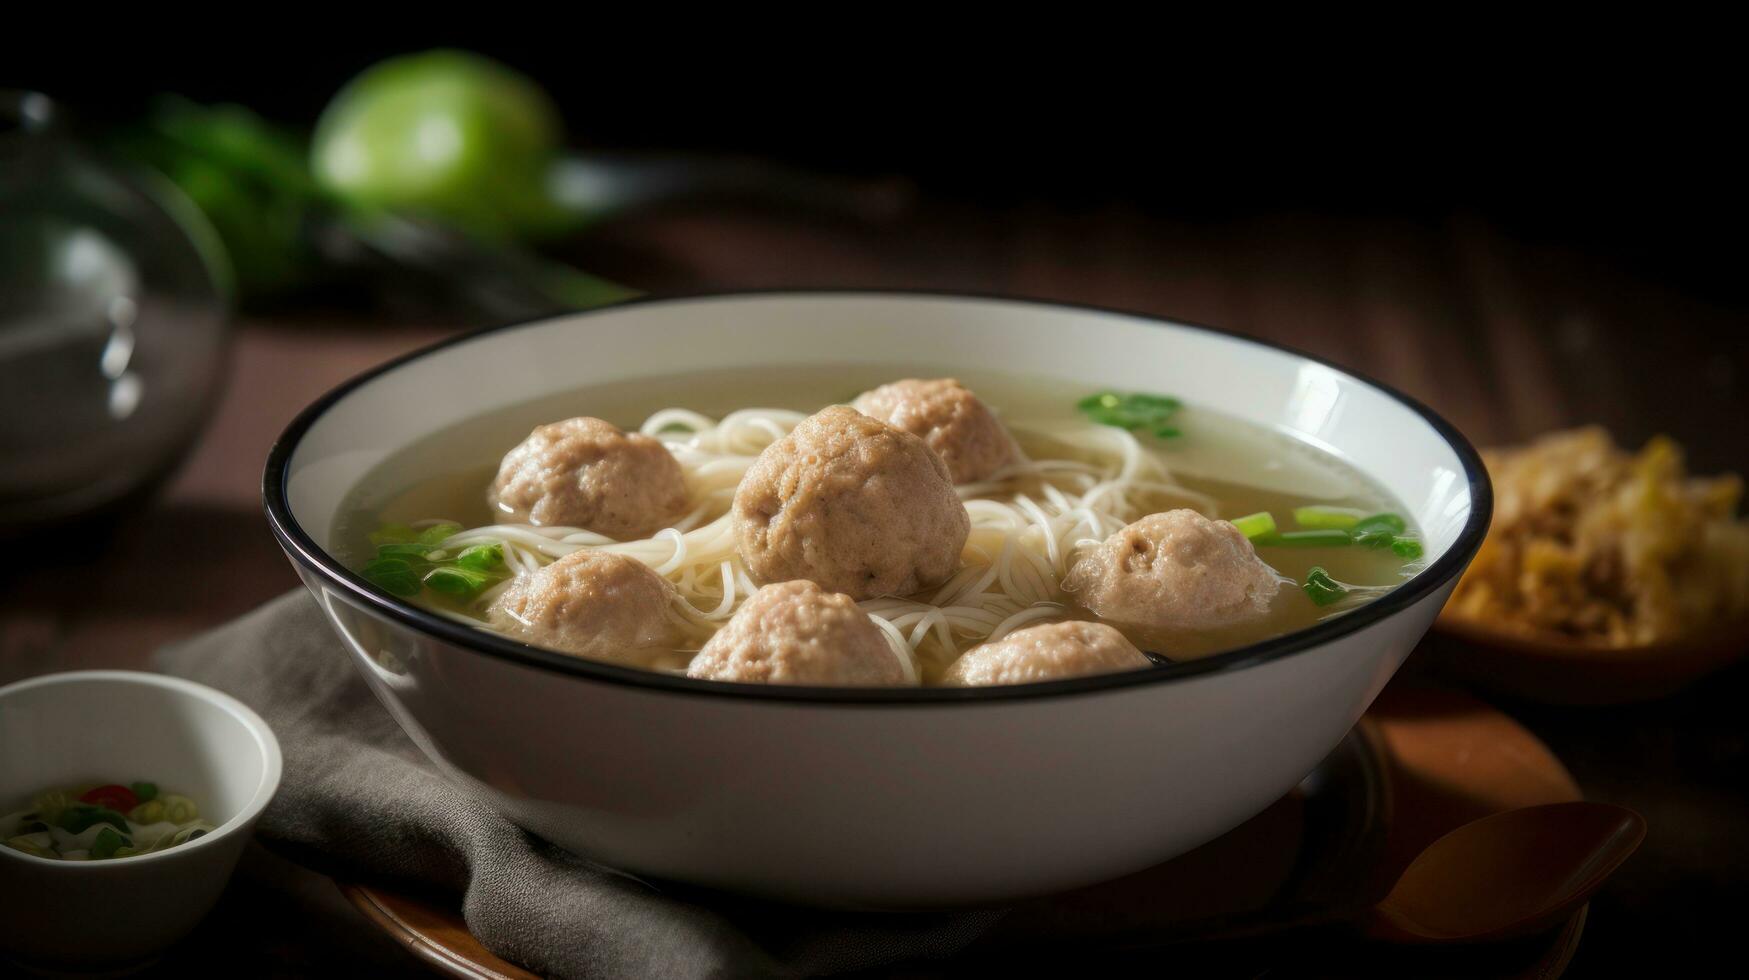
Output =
[
  {"x1": 1231, "y1": 511, "x2": 1278, "y2": 540},
  {"x1": 1292, "y1": 506, "x2": 1366, "y2": 530},
  {"x1": 1131, "y1": 394, "x2": 1181, "y2": 411},
  {"x1": 90, "y1": 826, "x2": 128, "y2": 859},
  {"x1": 415, "y1": 522, "x2": 463, "y2": 547},
  {"x1": 1280, "y1": 508, "x2": 1420, "y2": 561},
  {"x1": 456, "y1": 543, "x2": 504, "y2": 571},
  {"x1": 55, "y1": 805, "x2": 128, "y2": 834},
  {"x1": 362, "y1": 524, "x2": 508, "y2": 599},
  {"x1": 368, "y1": 523, "x2": 418, "y2": 547},
  {"x1": 424, "y1": 565, "x2": 492, "y2": 596},
  {"x1": 129, "y1": 800, "x2": 166, "y2": 824},
  {"x1": 361, "y1": 557, "x2": 422, "y2": 597},
  {"x1": 1352, "y1": 513, "x2": 1408, "y2": 536},
  {"x1": 129, "y1": 782, "x2": 158, "y2": 803},
  {"x1": 1303, "y1": 566, "x2": 1348, "y2": 607},
  {"x1": 374, "y1": 542, "x2": 436, "y2": 561},
  {"x1": 1352, "y1": 529, "x2": 1397, "y2": 549},
  {"x1": 1076, "y1": 390, "x2": 1183, "y2": 436},
  {"x1": 1253, "y1": 529, "x2": 1356, "y2": 548}
]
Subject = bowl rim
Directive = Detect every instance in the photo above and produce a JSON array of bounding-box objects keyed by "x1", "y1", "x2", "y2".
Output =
[
  {"x1": 262, "y1": 289, "x2": 1493, "y2": 705},
  {"x1": 0, "y1": 670, "x2": 283, "y2": 869}
]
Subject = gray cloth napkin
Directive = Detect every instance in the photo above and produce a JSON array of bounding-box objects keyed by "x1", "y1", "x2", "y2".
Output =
[{"x1": 155, "y1": 592, "x2": 1003, "y2": 979}]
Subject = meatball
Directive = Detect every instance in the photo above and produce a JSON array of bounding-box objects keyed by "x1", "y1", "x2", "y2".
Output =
[
  {"x1": 1065, "y1": 509, "x2": 1281, "y2": 639},
  {"x1": 488, "y1": 550, "x2": 685, "y2": 666},
  {"x1": 852, "y1": 378, "x2": 1013, "y2": 484},
  {"x1": 733, "y1": 406, "x2": 970, "y2": 600},
  {"x1": 942, "y1": 620, "x2": 1150, "y2": 686},
  {"x1": 488, "y1": 416, "x2": 688, "y2": 540},
  {"x1": 686, "y1": 580, "x2": 906, "y2": 685}
]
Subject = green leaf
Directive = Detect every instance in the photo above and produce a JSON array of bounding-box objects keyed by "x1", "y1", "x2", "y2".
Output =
[
  {"x1": 1302, "y1": 566, "x2": 1348, "y2": 607},
  {"x1": 1352, "y1": 513, "x2": 1408, "y2": 536},
  {"x1": 55, "y1": 805, "x2": 129, "y2": 835},
  {"x1": 1391, "y1": 537, "x2": 1425, "y2": 560},
  {"x1": 424, "y1": 565, "x2": 492, "y2": 596},
  {"x1": 90, "y1": 826, "x2": 129, "y2": 859},
  {"x1": 361, "y1": 557, "x2": 422, "y2": 597},
  {"x1": 112, "y1": 97, "x2": 323, "y2": 302},
  {"x1": 455, "y1": 543, "x2": 503, "y2": 571},
  {"x1": 1292, "y1": 506, "x2": 1365, "y2": 530},
  {"x1": 1129, "y1": 394, "x2": 1181, "y2": 409},
  {"x1": 415, "y1": 523, "x2": 463, "y2": 547},
  {"x1": 1076, "y1": 390, "x2": 1183, "y2": 435},
  {"x1": 1352, "y1": 529, "x2": 1398, "y2": 549},
  {"x1": 362, "y1": 556, "x2": 413, "y2": 575},
  {"x1": 375, "y1": 542, "x2": 437, "y2": 561},
  {"x1": 368, "y1": 523, "x2": 419, "y2": 547},
  {"x1": 129, "y1": 782, "x2": 158, "y2": 803}
]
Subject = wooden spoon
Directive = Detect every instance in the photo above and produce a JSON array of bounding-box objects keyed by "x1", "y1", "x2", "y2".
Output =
[{"x1": 1363, "y1": 801, "x2": 1645, "y2": 944}]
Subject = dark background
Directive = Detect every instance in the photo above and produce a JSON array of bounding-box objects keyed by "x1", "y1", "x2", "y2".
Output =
[{"x1": 12, "y1": 42, "x2": 1748, "y2": 314}]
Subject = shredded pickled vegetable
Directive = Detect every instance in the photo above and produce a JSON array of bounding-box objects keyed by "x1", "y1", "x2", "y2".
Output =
[{"x1": 1449, "y1": 427, "x2": 1749, "y2": 645}]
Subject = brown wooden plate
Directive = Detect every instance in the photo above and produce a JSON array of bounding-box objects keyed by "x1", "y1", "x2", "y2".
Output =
[
  {"x1": 338, "y1": 685, "x2": 1588, "y2": 978},
  {"x1": 1431, "y1": 612, "x2": 1749, "y2": 705}
]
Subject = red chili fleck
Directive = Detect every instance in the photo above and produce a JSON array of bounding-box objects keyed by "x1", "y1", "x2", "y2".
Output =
[{"x1": 79, "y1": 784, "x2": 139, "y2": 813}]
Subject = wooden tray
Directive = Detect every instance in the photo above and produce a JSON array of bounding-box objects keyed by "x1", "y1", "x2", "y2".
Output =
[
  {"x1": 1430, "y1": 613, "x2": 1749, "y2": 705},
  {"x1": 339, "y1": 685, "x2": 1586, "y2": 978}
]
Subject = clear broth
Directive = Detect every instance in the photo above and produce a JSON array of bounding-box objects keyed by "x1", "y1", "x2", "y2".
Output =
[{"x1": 333, "y1": 366, "x2": 1422, "y2": 667}]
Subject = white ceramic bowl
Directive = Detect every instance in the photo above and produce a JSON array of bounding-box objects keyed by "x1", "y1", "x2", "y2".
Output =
[
  {"x1": 264, "y1": 293, "x2": 1489, "y2": 906},
  {"x1": 0, "y1": 671, "x2": 282, "y2": 969}
]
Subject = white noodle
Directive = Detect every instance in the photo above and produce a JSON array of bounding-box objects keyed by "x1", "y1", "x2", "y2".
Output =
[{"x1": 404, "y1": 411, "x2": 1208, "y2": 682}]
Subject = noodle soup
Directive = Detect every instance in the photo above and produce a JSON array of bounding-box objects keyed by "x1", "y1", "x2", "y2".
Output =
[{"x1": 333, "y1": 366, "x2": 1424, "y2": 685}]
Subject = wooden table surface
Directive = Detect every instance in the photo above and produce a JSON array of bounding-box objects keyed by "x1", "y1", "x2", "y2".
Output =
[{"x1": 2, "y1": 203, "x2": 1744, "y2": 977}]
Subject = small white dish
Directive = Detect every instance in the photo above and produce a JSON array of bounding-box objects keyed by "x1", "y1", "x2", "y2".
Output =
[{"x1": 0, "y1": 671, "x2": 282, "y2": 971}]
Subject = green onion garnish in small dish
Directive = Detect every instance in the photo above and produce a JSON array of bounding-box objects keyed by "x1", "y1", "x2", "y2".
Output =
[{"x1": 1, "y1": 781, "x2": 216, "y2": 861}]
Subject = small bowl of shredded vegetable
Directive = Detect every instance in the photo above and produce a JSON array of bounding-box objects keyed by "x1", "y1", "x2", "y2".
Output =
[
  {"x1": 1433, "y1": 427, "x2": 1749, "y2": 704},
  {"x1": 0, "y1": 671, "x2": 281, "y2": 971}
]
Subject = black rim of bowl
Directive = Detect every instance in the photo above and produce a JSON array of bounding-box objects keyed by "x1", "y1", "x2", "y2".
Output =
[{"x1": 263, "y1": 290, "x2": 1494, "y2": 705}]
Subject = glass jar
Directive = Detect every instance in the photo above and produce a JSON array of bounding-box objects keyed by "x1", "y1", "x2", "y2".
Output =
[{"x1": 0, "y1": 92, "x2": 231, "y2": 532}]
